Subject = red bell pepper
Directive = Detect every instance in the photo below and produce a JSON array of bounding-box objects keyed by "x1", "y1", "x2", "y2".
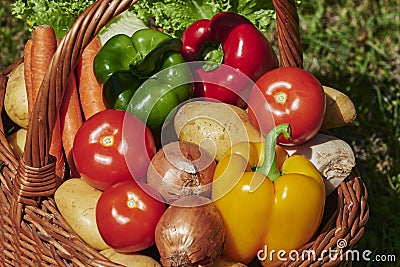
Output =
[{"x1": 181, "y1": 12, "x2": 278, "y2": 107}]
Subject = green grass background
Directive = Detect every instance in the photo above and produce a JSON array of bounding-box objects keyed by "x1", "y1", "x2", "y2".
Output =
[
  {"x1": 1, "y1": 0, "x2": 399, "y2": 266},
  {"x1": 297, "y1": 1, "x2": 399, "y2": 266}
]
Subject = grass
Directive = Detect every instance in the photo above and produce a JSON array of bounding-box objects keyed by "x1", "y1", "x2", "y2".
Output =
[
  {"x1": 1, "y1": 0, "x2": 399, "y2": 266},
  {"x1": 0, "y1": 0, "x2": 29, "y2": 69},
  {"x1": 297, "y1": 0, "x2": 400, "y2": 265}
]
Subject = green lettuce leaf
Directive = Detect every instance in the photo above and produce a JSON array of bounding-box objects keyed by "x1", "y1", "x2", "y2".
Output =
[
  {"x1": 11, "y1": 0, "x2": 95, "y2": 38},
  {"x1": 131, "y1": 0, "x2": 277, "y2": 37},
  {"x1": 132, "y1": 0, "x2": 231, "y2": 37},
  {"x1": 11, "y1": 0, "x2": 300, "y2": 39},
  {"x1": 98, "y1": 10, "x2": 148, "y2": 45},
  {"x1": 235, "y1": 0, "x2": 276, "y2": 32}
]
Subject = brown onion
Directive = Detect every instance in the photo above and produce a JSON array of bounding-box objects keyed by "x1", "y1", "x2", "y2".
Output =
[
  {"x1": 155, "y1": 195, "x2": 225, "y2": 267},
  {"x1": 147, "y1": 141, "x2": 216, "y2": 204}
]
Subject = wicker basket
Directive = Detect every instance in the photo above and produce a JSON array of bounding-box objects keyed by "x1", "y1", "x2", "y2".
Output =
[{"x1": 0, "y1": 0, "x2": 369, "y2": 266}]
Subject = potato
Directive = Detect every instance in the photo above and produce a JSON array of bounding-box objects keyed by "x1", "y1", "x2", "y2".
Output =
[
  {"x1": 212, "y1": 256, "x2": 247, "y2": 267},
  {"x1": 6, "y1": 128, "x2": 27, "y2": 159},
  {"x1": 321, "y1": 86, "x2": 357, "y2": 130},
  {"x1": 54, "y1": 178, "x2": 110, "y2": 250},
  {"x1": 5, "y1": 63, "x2": 29, "y2": 129},
  {"x1": 100, "y1": 248, "x2": 161, "y2": 267},
  {"x1": 174, "y1": 101, "x2": 263, "y2": 161}
]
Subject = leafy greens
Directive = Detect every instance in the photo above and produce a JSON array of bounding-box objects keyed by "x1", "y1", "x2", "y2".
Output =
[
  {"x1": 11, "y1": 0, "x2": 282, "y2": 39},
  {"x1": 131, "y1": 0, "x2": 277, "y2": 37},
  {"x1": 11, "y1": 0, "x2": 95, "y2": 38}
]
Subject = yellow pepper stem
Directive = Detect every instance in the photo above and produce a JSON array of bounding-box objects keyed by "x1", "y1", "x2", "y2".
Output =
[{"x1": 256, "y1": 123, "x2": 292, "y2": 182}]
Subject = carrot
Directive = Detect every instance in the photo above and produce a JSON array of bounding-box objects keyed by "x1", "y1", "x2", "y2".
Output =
[
  {"x1": 30, "y1": 25, "x2": 65, "y2": 179},
  {"x1": 23, "y1": 39, "x2": 33, "y2": 115},
  {"x1": 31, "y1": 25, "x2": 57, "y2": 106},
  {"x1": 77, "y1": 36, "x2": 107, "y2": 120},
  {"x1": 50, "y1": 120, "x2": 66, "y2": 179},
  {"x1": 60, "y1": 72, "x2": 83, "y2": 178}
]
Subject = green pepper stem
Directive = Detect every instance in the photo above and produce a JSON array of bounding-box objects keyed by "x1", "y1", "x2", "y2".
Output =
[
  {"x1": 201, "y1": 44, "x2": 224, "y2": 71},
  {"x1": 256, "y1": 123, "x2": 292, "y2": 182}
]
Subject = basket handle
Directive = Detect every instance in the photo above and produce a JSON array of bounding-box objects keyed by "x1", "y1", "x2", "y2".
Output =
[
  {"x1": 13, "y1": 0, "x2": 301, "y2": 208},
  {"x1": 273, "y1": 0, "x2": 303, "y2": 68}
]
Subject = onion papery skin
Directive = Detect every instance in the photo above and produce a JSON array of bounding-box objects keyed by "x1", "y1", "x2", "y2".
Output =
[
  {"x1": 147, "y1": 141, "x2": 216, "y2": 204},
  {"x1": 155, "y1": 196, "x2": 225, "y2": 267}
]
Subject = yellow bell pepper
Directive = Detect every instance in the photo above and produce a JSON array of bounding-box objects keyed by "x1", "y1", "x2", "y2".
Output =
[{"x1": 211, "y1": 124, "x2": 325, "y2": 265}]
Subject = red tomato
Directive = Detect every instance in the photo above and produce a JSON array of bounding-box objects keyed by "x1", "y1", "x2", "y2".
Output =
[
  {"x1": 73, "y1": 109, "x2": 156, "y2": 190},
  {"x1": 96, "y1": 180, "x2": 166, "y2": 252},
  {"x1": 248, "y1": 67, "x2": 326, "y2": 145}
]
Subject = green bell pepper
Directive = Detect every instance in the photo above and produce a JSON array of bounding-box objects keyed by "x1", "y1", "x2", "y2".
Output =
[{"x1": 93, "y1": 28, "x2": 193, "y2": 135}]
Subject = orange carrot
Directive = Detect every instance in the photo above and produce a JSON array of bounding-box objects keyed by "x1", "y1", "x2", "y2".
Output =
[
  {"x1": 60, "y1": 72, "x2": 83, "y2": 178},
  {"x1": 31, "y1": 25, "x2": 57, "y2": 105},
  {"x1": 31, "y1": 25, "x2": 65, "y2": 179},
  {"x1": 77, "y1": 36, "x2": 107, "y2": 120},
  {"x1": 50, "y1": 119, "x2": 65, "y2": 179},
  {"x1": 23, "y1": 39, "x2": 33, "y2": 115}
]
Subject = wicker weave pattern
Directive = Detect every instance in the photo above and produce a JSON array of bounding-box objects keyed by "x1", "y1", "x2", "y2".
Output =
[
  {"x1": 0, "y1": 0, "x2": 368, "y2": 266},
  {"x1": 1, "y1": 0, "x2": 136, "y2": 266},
  {"x1": 273, "y1": 0, "x2": 303, "y2": 68}
]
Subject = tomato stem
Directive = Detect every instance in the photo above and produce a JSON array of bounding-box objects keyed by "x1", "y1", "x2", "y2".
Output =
[
  {"x1": 127, "y1": 199, "x2": 136, "y2": 208},
  {"x1": 100, "y1": 135, "x2": 114, "y2": 147},
  {"x1": 256, "y1": 123, "x2": 291, "y2": 182},
  {"x1": 274, "y1": 92, "x2": 287, "y2": 104}
]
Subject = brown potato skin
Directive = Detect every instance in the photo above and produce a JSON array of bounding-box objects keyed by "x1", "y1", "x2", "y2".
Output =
[
  {"x1": 321, "y1": 86, "x2": 357, "y2": 130},
  {"x1": 100, "y1": 248, "x2": 161, "y2": 267},
  {"x1": 174, "y1": 101, "x2": 263, "y2": 161},
  {"x1": 54, "y1": 178, "x2": 110, "y2": 250},
  {"x1": 5, "y1": 63, "x2": 29, "y2": 129}
]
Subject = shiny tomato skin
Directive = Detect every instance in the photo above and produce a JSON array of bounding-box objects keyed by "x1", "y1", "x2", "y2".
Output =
[
  {"x1": 248, "y1": 67, "x2": 326, "y2": 145},
  {"x1": 73, "y1": 109, "x2": 156, "y2": 190},
  {"x1": 96, "y1": 180, "x2": 166, "y2": 252}
]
